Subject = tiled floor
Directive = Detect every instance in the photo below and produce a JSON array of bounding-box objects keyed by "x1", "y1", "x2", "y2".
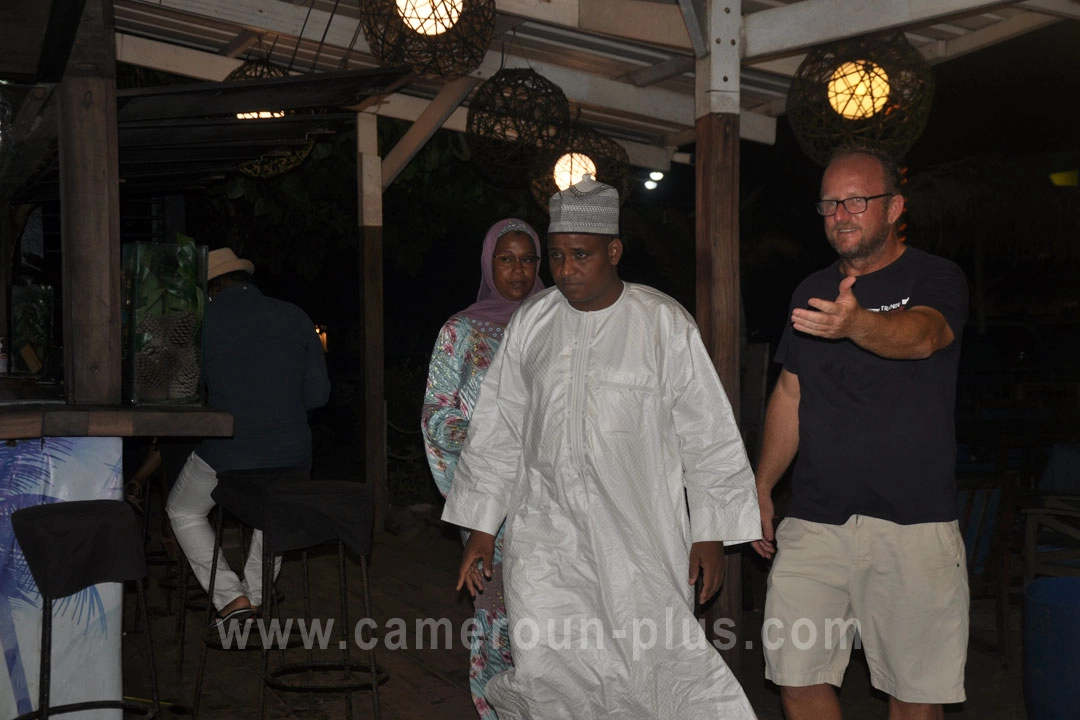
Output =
[{"x1": 126, "y1": 511, "x2": 1028, "y2": 719}]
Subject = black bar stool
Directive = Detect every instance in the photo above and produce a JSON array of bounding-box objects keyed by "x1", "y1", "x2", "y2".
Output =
[
  {"x1": 259, "y1": 479, "x2": 388, "y2": 720},
  {"x1": 10, "y1": 499, "x2": 161, "y2": 720},
  {"x1": 191, "y1": 465, "x2": 308, "y2": 719}
]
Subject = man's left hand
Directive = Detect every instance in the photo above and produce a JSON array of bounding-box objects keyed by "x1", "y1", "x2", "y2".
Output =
[
  {"x1": 791, "y1": 275, "x2": 865, "y2": 340},
  {"x1": 688, "y1": 541, "x2": 726, "y2": 604}
]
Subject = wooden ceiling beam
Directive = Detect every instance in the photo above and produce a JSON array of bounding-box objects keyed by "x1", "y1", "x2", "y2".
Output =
[
  {"x1": 119, "y1": 115, "x2": 348, "y2": 146},
  {"x1": 1020, "y1": 0, "x2": 1080, "y2": 21},
  {"x1": 919, "y1": 9, "x2": 1059, "y2": 63},
  {"x1": 116, "y1": 31, "x2": 776, "y2": 145},
  {"x1": 677, "y1": 0, "x2": 709, "y2": 57},
  {"x1": 743, "y1": 0, "x2": 1019, "y2": 61},
  {"x1": 479, "y1": 53, "x2": 776, "y2": 145},
  {"x1": 380, "y1": 76, "x2": 479, "y2": 190},
  {"x1": 620, "y1": 55, "x2": 695, "y2": 88},
  {"x1": 116, "y1": 32, "x2": 242, "y2": 79},
  {"x1": 115, "y1": 66, "x2": 409, "y2": 122},
  {"x1": 143, "y1": 0, "x2": 368, "y2": 51},
  {"x1": 0, "y1": 0, "x2": 89, "y2": 83}
]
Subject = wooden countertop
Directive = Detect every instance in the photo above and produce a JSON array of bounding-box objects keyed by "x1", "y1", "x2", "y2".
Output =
[{"x1": 0, "y1": 404, "x2": 234, "y2": 440}]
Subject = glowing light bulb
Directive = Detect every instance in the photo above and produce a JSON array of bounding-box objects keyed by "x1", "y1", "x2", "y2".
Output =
[
  {"x1": 236, "y1": 110, "x2": 286, "y2": 120},
  {"x1": 827, "y1": 60, "x2": 890, "y2": 119},
  {"x1": 397, "y1": 0, "x2": 463, "y2": 36},
  {"x1": 553, "y1": 152, "x2": 597, "y2": 191},
  {"x1": 649, "y1": 171, "x2": 664, "y2": 181},
  {"x1": 644, "y1": 180, "x2": 658, "y2": 190}
]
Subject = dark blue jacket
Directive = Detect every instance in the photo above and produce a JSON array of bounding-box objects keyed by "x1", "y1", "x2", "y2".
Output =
[{"x1": 197, "y1": 283, "x2": 330, "y2": 471}]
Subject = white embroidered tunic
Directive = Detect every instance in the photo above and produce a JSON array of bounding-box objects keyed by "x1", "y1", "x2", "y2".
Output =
[{"x1": 443, "y1": 283, "x2": 761, "y2": 719}]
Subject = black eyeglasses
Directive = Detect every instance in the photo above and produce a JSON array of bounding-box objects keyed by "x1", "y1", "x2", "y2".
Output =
[{"x1": 815, "y1": 193, "x2": 893, "y2": 217}]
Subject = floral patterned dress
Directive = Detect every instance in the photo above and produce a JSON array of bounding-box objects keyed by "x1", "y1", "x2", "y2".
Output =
[{"x1": 422, "y1": 314, "x2": 513, "y2": 719}]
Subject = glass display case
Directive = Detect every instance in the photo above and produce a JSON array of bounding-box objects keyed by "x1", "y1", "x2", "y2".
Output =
[
  {"x1": 122, "y1": 236, "x2": 207, "y2": 405},
  {"x1": 8, "y1": 284, "x2": 55, "y2": 377}
]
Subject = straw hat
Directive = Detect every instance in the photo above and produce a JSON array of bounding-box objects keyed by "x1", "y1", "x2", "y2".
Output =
[{"x1": 207, "y1": 248, "x2": 254, "y2": 280}]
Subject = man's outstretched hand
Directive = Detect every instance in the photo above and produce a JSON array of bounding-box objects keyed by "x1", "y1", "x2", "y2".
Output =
[
  {"x1": 791, "y1": 275, "x2": 865, "y2": 340},
  {"x1": 456, "y1": 530, "x2": 496, "y2": 597}
]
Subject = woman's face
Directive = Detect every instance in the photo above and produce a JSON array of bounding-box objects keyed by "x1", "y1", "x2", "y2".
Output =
[{"x1": 491, "y1": 231, "x2": 539, "y2": 302}]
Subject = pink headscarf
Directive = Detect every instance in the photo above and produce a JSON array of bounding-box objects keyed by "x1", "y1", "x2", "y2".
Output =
[{"x1": 460, "y1": 218, "x2": 545, "y2": 326}]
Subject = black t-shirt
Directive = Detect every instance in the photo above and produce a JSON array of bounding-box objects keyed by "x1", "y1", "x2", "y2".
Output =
[{"x1": 776, "y1": 246, "x2": 969, "y2": 525}]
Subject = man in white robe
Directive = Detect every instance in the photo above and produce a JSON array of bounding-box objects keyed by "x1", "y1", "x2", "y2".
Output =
[{"x1": 443, "y1": 175, "x2": 761, "y2": 719}]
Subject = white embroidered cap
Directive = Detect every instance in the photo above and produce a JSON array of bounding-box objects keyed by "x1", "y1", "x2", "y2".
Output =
[{"x1": 548, "y1": 174, "x2": 620, "y2": 236}]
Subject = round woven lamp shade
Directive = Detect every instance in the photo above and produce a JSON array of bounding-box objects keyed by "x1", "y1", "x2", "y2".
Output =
[
  {"x1": 466, "y1": 68, "x2": 571, "y2": 188},
  {"x1": 226, "y1": 58, "x2": 286, "y2": 82},
  {"x1": 530, "y1": 122, "x2": 631, "y2": 211},
  {"x1": 787, "y1": 31, "x2": 934, "y2": 166},
  {"x1": 360, "y1": 0, "x2": 496, "y2": 78}
]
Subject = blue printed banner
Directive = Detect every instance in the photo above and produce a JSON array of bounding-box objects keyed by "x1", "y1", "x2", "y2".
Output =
[{"x1": 1, "y1": 437, "x2": 123, "y2": 719}]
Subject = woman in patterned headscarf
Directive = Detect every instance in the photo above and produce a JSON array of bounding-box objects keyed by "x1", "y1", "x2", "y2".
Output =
[{"x1": 421, "y1": 218, "x2": 545, "y2": 718}]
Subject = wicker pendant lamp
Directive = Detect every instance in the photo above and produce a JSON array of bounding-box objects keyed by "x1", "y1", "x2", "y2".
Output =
[
  {"x1": 466, "y1": 67, "x2": 570, "y2": 188},
  {"x1": 223, "y1": 59, "x2": 317, "y2": 179},
  {"x1": 360, "y1": 0, "x2": 496, "y2": 77},
  {"x1": 529, "y1": 120, "x2": 631, "y2": 211},
  {"x1": 787, "y1": 31, "x2": 934, "y2": 165}
]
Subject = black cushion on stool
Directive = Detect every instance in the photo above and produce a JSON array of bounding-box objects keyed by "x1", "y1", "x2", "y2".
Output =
[
  {"x1": 264, "y1": 481, "x2": 375, "y2": 556},
  {"x1": 211, "y1": 466, "x2": 310, "y2": 529},
  {"x1": 11, "y1": 500, "x2": 147, "y2": 598}
]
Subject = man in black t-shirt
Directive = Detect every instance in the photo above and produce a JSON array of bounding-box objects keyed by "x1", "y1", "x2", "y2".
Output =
[{"x1": 752, "y1": 147, "x2": 969, "y2": 720}]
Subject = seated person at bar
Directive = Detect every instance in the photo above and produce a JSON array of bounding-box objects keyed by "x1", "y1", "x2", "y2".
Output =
[{"x1": 166, "y1": 248, "x2": 329, "y2": 627}]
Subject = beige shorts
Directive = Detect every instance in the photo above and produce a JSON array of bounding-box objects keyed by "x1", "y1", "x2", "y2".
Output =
[{"x1": 763, "y1": 515, "x2": 969, "y2": 704}]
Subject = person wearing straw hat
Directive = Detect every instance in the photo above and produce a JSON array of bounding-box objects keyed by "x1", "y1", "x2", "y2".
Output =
[
  {"x1": 442, "y1": 175, "x2": 760, "y2": 719},
  {"x1": 166, "y1": 247, "x2": 330, "y2": 628}
]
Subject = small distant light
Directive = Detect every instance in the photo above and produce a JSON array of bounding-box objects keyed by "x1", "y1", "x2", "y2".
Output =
[
  {"x1": 1049, "y1": 169, "x2": 1078, "y2": 187},
  {"x1": 236, "y1": 110, "x2": 286, "y2": 120},
  {"x1": 644, "y1": 180, "x2": 658, "y2": 190},
  {"x1": 649, "y1": 171, "x2": 664, "y2": 181}
]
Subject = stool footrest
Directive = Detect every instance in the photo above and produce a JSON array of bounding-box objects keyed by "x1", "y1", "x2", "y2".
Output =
[
  {"x1": 265, "y1": 661, "x2": 389, "y2": 692},
  {"x1": 12, "y1": 699, "x2": 158, "y2": 720}
]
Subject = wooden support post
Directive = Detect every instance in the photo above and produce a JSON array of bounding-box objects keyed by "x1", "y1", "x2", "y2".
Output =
[
  {"x1": 694, "y1": 0, "x2": 745, "y2": 677},
  {"x1": 695, "y1": 112, "x2": 741, "y2": 407},
  {"x1": 696, "y1": 110, "x2": 744, "y2": 675},
  {"x1": 357, "y1": 112, "x2": 387, "y2": 530},
  {"x1": 58, "y1": 0, "x2": 121, "y2": 405}
]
